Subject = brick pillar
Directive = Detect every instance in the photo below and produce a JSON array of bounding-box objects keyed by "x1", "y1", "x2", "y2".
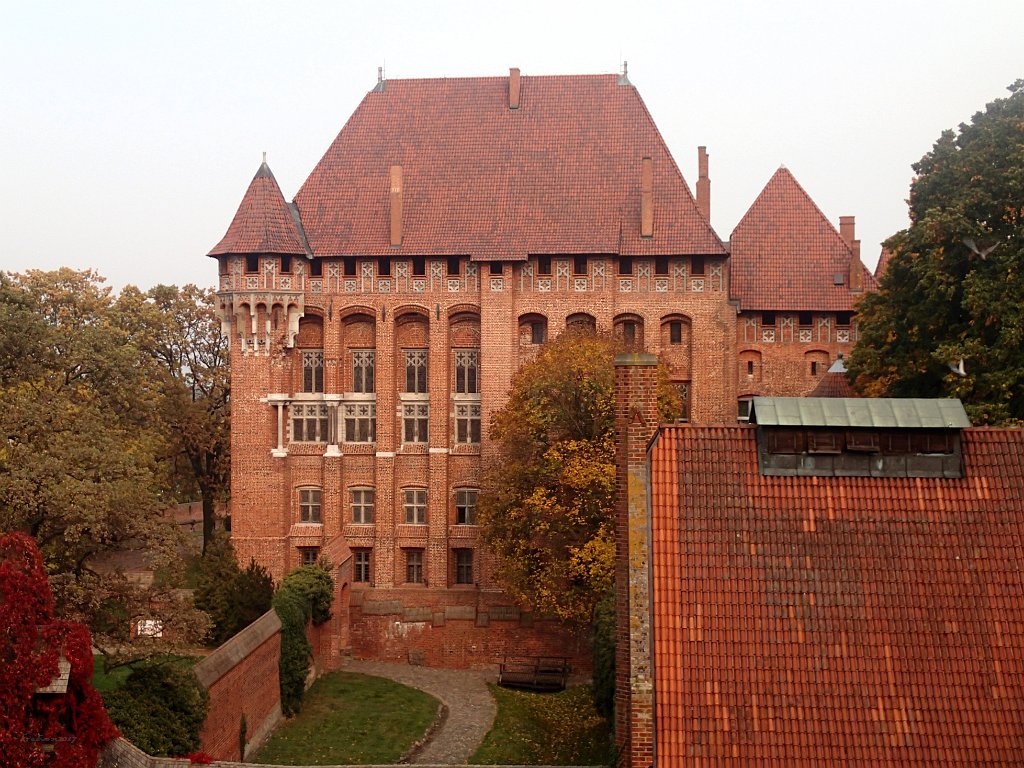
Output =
[{"x1": 614, "y1": 353, "x2": 659, "y2": 768}]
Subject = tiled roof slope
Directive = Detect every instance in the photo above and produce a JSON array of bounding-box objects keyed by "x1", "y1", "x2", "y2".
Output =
[
  {"x1": 293, "y1": 74, "x2": 726, "y2": 261},
  {"x1": 208, "y1": 162, "x2": 309, "y2": 257},
  {"x1": 875, "y1": 247, "x2": 894, "y2": 280},
  {"x1": 650, "y1": 425, "x2": 1024, "y2": 766},
  {"x1": 807, "y1": 369, "x2": 856, "y2": 398},
  {"x1": 730, "y1": 167, "x2": 877, "y2": 311}
]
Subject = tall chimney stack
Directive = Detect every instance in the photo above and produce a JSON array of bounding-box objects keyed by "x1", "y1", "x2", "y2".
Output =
[
  {"x1": 390, "y1": 165, "x2": 403, "y2": 247},
  {"x1": 839, "y1": 215, "x2": 855, "y2": 248},
  {"x1": 850, "y1": 239, "x2": 864, "y2": 292},
  {"x1": 641, "y1": 157, "x2": 653, "y2": 238},
  {"x1": 509, "y1": 67, "x2": 521, "y2": 110},
  {"x1": 696, "y1": 146, "x2": 710, "y2": 221}
]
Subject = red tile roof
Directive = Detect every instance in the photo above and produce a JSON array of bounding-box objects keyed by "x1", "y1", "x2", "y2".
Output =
[
  {"x1": 208, "y1": 162, "x2": 309, "y2": 257},
  {"x1": 650, "y1": 424, "x2": 1024, "y2": 766},
  {"x1": 292, "y1": 74, "x2": 726, "y2": 261},
  {"x1": 730, "y1": 167, "x2": 877, "y2": 311}
]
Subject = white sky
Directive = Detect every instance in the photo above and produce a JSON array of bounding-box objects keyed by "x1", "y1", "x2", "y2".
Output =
[{"x1": 1, "y1": 0, "x2": 1021, "y2": 290}]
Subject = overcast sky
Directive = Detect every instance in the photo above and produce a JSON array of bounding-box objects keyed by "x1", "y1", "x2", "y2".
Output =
[{"x1": 1, "y1": 0, "x2": 1021, "y2": 291}]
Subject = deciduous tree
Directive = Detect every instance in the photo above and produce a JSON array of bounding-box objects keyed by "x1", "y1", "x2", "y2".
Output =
[{"x1": 850, "y1": 80, "x2": 1024, "y2": 424}]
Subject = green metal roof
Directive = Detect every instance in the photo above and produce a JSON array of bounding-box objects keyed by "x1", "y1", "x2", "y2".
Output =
[{"x1": 750, "y1": 397, "x2": 971, "y2": 429}]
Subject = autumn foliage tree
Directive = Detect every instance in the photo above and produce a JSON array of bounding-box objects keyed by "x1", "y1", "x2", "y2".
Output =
[
  {"x1": 0, "y1": 532, "x2": 118, "y2": 767},
  {"x1": 478, "y1": 331, "x2": 679, "y2": 627},
  {"x1": 850, "y1": 80, "x2": 1024, "y2": 423}
]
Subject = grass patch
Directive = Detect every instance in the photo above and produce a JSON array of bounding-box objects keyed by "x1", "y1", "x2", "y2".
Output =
[
  {"x1": 90, "y1": 654, "x2": 199, "y2": 694},
  {"x1": 472, "y1": 685, "x2": 611, "y2": 765},
  {"x1": 252, "y1": 672, "x2": 438, "y2": 765}
]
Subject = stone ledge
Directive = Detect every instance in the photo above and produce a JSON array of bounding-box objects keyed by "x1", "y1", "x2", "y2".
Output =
[{"x1": 193, "y1": 609, "x2": 281, "y2": 689}]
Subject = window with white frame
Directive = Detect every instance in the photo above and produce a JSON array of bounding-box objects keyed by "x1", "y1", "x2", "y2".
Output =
[
  {"x1": 405, "y1": 549, "x2": 424, "y2": 584},
  {"x1": 404, "y1": 489, "x2": 427, "y2": 524},
  {"x1": 352, "y1": 350, "x2": 375, "y2": 393},
  {"x1": 455, "y1": 489, "x2": 478, "y2": 525},
  {"x1": 403, "y1": 403, "x2": 428, "y2": 443},
  {"x1": 455, "y1": 403, "x2": 481, "y2": 444},
  {"x1": 302, "y1": 350, "x2": 324, "y2": 393},
  {"x1": 405, "y1": 350, "x2": 428, "y2": 393},
  {"x1": 343, "y1": 402, "x2": 376, "y2": 443},
  {"x1": 351, "y1": 487, "x2": 374, "y2": 524},
  {"x1": 454, "y1": 350, "x2": 479, "y2": 394},
  {"x1": 299, "y1": 488, "x2": 321, "y2": 523},
  {"x1": 291, "y1": 403, "x2": 329, "y2": 443}
]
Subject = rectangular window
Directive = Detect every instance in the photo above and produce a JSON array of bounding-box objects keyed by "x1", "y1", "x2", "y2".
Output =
[
  {"x1": 799, "y1": 311, "x2": 814, "y2": 327},
  {"x1": 310, "y1": 259, "x2": 323, "y2": 277},
  {"x1": 351, "y1": 488, "x2": 375, "y2": 524},
  {"x1": 455, "y1": 350, "x2": 479, "y2": 394},
  {"x1": 455, "y1": 404, "x2": 481, "y2": 444},
  {"x1": 619, "y1": 256, "x2": 633, "y2": 276},
  {"x1": 537, "y1": 256, "x2": 551, "y2": 275},
  {"x1": 622, "y1": 321, "x2": 637, "y2": 345},
  {"x1": 280, "y1": 255, "x2": 292, "y2": 273},
  {"x1": 447, "y1": 256, "x2": 461, "y2": 276},
  {"x1": 403, "y1": 404, "x2": 429, "y2": 443},
  {"x1": 573, "y1": 255, "x2": 588, "y2": 275},
  {"x1": 761, "y1": 312, "x2": 776, "y2": 327},
  {"x1": 738, "y1": 398, "x2": 752, "y2": 422},
  {"x1": 291, "y1": 403, "x2": 329, "y2": 443},
  {"x1": 531, "y1": 322, "x2": 546, "y2": 344},
  {"x1": 456, "y1": 489, "x2": 478, "y2": 525},
  {"x1": 353, "y1": 549, "x2": 371, "y2": 583},
  {"x1": 246, "y1": 255, "x2": 260, "y2": 273},
  {"x1": 412, "y1": 256, "x2": 426, "y2": 276},
  {"x1": 405, "y1": 350, "x2": 428, "y2": 393},
  {"x1": 302, "y1": 350, "x2": 324, "y2": 393},
  {"x1": 405, "y1": 549, "x2": 424, "y2": 584},
  {"x1": 454, "y1": 549, "x2": 473, "y2": 584},
  {"x1": 747, "y1": 360, "x2": 755, "y2": 376},
  {"x1": 811, "y1": 361, "x2": 818, "y2": 376},
  {"x1": 378, "y1": 258, "x2": 391, "y2": 277},
  {"x1": 655, "y1": 256, "x2": 669, "y2": 275},
  {"x1": 299, "y1": 547, "x2": 319, "y2": 566},
  {"x1": 343, "y1": 403, "x2": 376, "y2": 443},
  {"x1": 669, "y1": 321, "x2": 682, "y2": 345},
  {"x1": 299, "y1": 488, "x2": 321, "y2": 523},
  {"x1": 836, "y1": 312, "x2": 853, "y2": 327},
  {"x1": 404, "y1": 489, "x2": 427, "y2": 524},
  {"x1": 691, "y1": 255, "x2": 705, "y2": 276},
  {"x1": 489, "y1": 261, "x2": 503, "y2": 275},
  {"x1": 344, "y1": 257, "x2": 357, "y2": 276},
  {"x1": 352, "y1": 350, "x2": 375, "y2": 393}
]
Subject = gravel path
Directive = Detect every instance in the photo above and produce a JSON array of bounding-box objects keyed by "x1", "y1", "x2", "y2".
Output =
[{"x1": 343, "y1": 659, "x2": 497, "y2": 765}]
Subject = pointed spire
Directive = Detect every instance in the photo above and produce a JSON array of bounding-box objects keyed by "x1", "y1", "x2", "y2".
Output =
[{"x1": 208, "y1": 159, "x2": 309, "y2": 257}]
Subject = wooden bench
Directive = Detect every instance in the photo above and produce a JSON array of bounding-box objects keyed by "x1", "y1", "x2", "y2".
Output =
[{"x1": 498, "y1": 656, "x2": 570, "y2": 692}]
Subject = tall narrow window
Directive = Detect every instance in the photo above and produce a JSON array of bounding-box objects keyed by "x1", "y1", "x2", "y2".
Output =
[
  {"x1": 405, "y1": 550, "x2": 424, "y2": 584},
  {"x1": 351, "y1": 488, "x2": 375, "y2": 524},
  {"x1": 343, "y1": 403, "x2": 376, "y2": 443},
  {"x1": 455, "y1": 404, "x2": 481, "y2": 444},
  {"x1": 344, "y1": 257, "x2": 357, "y2": 276},
  {"x1": 691, "y1": 256, "x2": 705, "y2": 276},
  {"x1": 537, "y1": 256, "x2": 552, "y2": 275},
  {"x1": 455, "y1": 350, "x2": 479, "y2": 394},
  {"x1": 669, "y1": 321, "x2": 682, "y2": 345},
  {"x1": 456, "y1": 489, "x2": 478, "y2": 525},
  {"x1": 353, "y1": 549, "x2": 371, "y2": 583},
  {"x1": 655, "y1": 256, "x2": 670, "y2": 275},
  {"x1": 532, "y1": 322, "x2": 546, "y2": 344},
  {"x1": 290, "y1": 404, "x2": 329, "y2": 443},
  {"x1": 405, "y1": 350, "x2": 428, "y2": 393},
  {"x1": 619, "y1": 256, "x2": 633, "y2": 275},
  {"x1": 412, "y1": 256, "x2": 426, "y2": 276},
  {"x1": 622, "y1": 321, "x2": 637, "y2": 346},
  {"x1": 404, "y1": 489, "x2": 427, "y2": 524},
  {"x1": 299, "y1": 488, "x2": 321, "y2": 523},
  {"x1": 573, "y1": 255, "x2": 588, "y2": 275},
  {"x1": 454, "y1": 549, "x2": 474, "y2": 584},
  {"x1": 246, "y1": 255, "x2": 259, "y2": 273},
  {"x1": 302, "y1": 350, "x2": 324, "y2": 393},
  {"x1": 280, "y1": 255, "x2": 292, "y2": 273},
  {"x1": 377, "y1": 258, "x2": 391, "y2": 277},
  {"x1": 447, "y1": 256, "x2": 461, "y2": 276},
  {"x1": 353, "y1": 351, "x2": 375, "y2": 393},
  {"x1": 310, "y1": 259, "x2": 323, "y2": 277},
  {"x1": 403, "y1": 404, "x2": 429, "y2": 443}
]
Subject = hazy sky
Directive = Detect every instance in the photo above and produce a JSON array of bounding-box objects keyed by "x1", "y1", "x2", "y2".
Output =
[{"x1": 2, "y1": 1, "x2": 1021, "y2": 291}]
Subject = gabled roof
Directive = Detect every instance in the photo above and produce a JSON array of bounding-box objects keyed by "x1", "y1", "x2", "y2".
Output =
[
  {"x1": 293, "y1": 73, "x2": 726, "y2": 261},
  {"x1": 649, "y1": 425, "x2": 1024, "y2": 766},
  {"x1": 208, "y1": 162, "x2": 309, "y2": 257},
  {"x1": 729, "y1": 167, "x2": 877, "y2": 311}
]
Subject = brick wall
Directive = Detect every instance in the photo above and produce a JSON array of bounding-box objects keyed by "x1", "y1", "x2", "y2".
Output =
[{"x1": 613, "y1": 354, "x2": 659, "y2": 768}]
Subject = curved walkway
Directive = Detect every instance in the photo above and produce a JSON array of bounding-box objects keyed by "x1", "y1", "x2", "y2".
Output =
[{"x1": 343, "y1": 659, "x2": 497, "y2": 765}]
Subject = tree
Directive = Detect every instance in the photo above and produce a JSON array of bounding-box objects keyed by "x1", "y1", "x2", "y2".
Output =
[
  {"x1": 849, "y1": 80, "x2": 1024, "y2": 424},
  {"x1": 0, "y1": 532, "x2": 119, "y2": 767},
  {"x1": 194, "y1": 533, "x2": 273, "y2": 645},
  {"x1": 0, "y1": 269, "x2": 209, "y2": 668},
  {"x1": 477, "y1": 331, "x2": 679, "y2": 627}
]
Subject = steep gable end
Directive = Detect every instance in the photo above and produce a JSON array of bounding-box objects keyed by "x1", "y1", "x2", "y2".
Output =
[{"x1": 208, "y1": 162, "x2": 309, "y2": 257}]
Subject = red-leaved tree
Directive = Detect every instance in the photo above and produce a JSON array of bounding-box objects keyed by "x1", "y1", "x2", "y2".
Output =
[{"x1": 0, "y1": 532, "x2": 118, "y2": 767}]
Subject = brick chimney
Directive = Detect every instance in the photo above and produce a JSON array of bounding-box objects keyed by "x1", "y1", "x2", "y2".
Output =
[
  {"x1": 696, "y1": 146, "x2": 710, "y2": 221},
  {"x1": 640, "y1": 157, "x2": 653, "y2": 238},
  {"x1": 839, "y1": 215, "x2": 855, "y2": 247},
  {"x1": 839, "y1": 216, "x2": 865, "y2": 292},
  {"x1": 614, "y1": 353, "x2": 659, "y2": 768},
  {"x1": 509, "y1": 67, "x2": 521, "y2": 110},
  {"x1": 390, "y1": 165, "x2": 403, "y2": 247}
]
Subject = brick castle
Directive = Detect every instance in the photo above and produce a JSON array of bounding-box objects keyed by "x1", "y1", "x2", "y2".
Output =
[{"x1": 208, "y1": 68, "x2": 877, "y2": 667}]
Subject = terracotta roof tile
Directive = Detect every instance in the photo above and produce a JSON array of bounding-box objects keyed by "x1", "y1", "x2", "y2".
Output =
[
  {"x1": 208, "y1": 162, "x2": 309, "y2": 257},
  {"x1": 293, "y1": 73, "x2": 726, "y2": 261},
  {"x1": 651, "y1": 425, "x2": 1024, "y2": 766},
  {"x1": 730, "y1": 167, "x2": 878, "y2": 311}
]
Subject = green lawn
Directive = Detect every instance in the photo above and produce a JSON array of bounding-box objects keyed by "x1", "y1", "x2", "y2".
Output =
[
  {"x1": 252, "y1": 672, "x2": 439, "y2": 765},
  {"x1": 472, "y1": 685, "x2": 611, "y2": 765}
]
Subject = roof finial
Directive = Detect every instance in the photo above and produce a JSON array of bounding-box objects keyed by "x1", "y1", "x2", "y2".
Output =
[
  {"x1": 378, "y1": 66, "x2": 383, "y2": 84},
  {"x1": 618, "y1": 59, "x2": 631, "y2": 86},
  {"x1": 262, "y1": 151, "x2": 267, "y2": 164}
]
